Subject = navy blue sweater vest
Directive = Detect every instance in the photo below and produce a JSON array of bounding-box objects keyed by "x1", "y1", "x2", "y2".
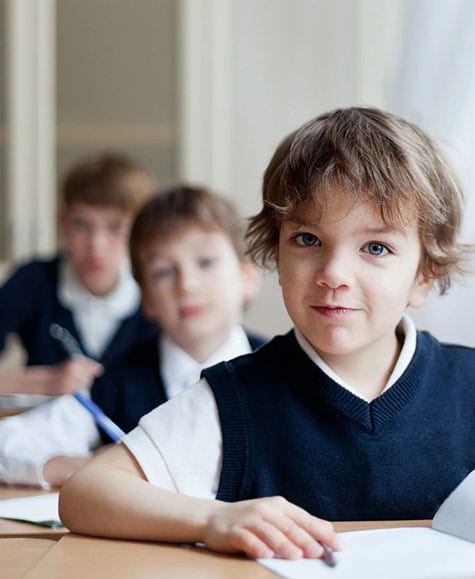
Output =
[
  {"x1": 92, "y1": 331, "x2": 267, "y2": 442},
  {"x1": 202, "y1": 330, "x2": 475, "y2": 521},
  {"x1": 0, "y1": 255, "x2": 157, "y2": 366}
]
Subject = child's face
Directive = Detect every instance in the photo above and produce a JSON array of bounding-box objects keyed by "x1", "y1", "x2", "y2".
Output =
[
  {"x1": 139, "y1": 227, "x2": 256, "y2": 361},
  {"x1": 59, "y1": 202, "x2": 131, "y2": 296},
  {"x1": 277, "y1": 198, "x2": 433, "y2": 370}
]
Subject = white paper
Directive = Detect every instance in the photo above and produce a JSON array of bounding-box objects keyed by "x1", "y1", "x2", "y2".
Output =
[
  {"x1": 0, "y1": 492, "x2": 60, "y2": 524},
  {"x1": 258, "y1": 527, "x2": 475, "y2": 579},
  {"x1": 433, "y1": 470, "x2": 475, "y2": 542}
]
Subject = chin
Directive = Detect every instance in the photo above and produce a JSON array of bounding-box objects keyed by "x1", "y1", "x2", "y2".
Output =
[{"x1": 83, "y1": 276, "x2": 116, "y2": 297}]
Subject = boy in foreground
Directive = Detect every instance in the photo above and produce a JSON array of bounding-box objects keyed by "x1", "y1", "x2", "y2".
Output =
[
  {"x1": 0, "y1": 185, "x2": 263, "y2": 486},
  {"x1": 60, "y1": 108, "x2": 474, "y2": 561}
]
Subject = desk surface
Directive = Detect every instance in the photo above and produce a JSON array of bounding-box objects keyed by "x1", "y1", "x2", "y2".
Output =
[
  {"x1": 2, "y1": 520, "x2": 432, "y2": 579},
  {"x1": 0, "y1": 487, "x2": 436, "y2": 578}
]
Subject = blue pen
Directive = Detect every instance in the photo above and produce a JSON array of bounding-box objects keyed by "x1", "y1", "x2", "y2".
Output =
[{"x1": 49, "y1": 323, "x2": 126, "y2": 442}]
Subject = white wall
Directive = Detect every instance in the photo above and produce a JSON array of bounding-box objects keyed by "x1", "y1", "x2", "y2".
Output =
[{"x1": 211, "y1": 0, "x2": 405, "y2": 336}]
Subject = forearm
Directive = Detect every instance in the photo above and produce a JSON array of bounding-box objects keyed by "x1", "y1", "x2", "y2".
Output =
[
  {"x1": 0, "y1": 366, "x2": 58, "y2": 395},
  {"x1": 59, "y1": 462, "x2": 214, "y2": 542},
  {"x1": 0, "y1": 395, "x2": 100, "y2": 487}
]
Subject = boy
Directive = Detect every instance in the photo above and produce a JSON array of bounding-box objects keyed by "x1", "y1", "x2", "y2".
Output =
[
  {"x1": 0, "y1": 152, "x2": 157, "y2": 395},
  {"x1": 90, "y1": 185, "x2": 264, "y2": 437},
  {"x1": 59, "y1": 107, "x2": 474, "y2": 562},
  {"x1": 0, "y1": 185, "x2": 264, "y2": 486}
]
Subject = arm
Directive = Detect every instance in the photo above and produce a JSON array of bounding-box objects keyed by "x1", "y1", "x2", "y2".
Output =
[
  {"x1": 0, "y1": 355, "x2": 103, "y2": 395},
  {"x1": 60, "y1": 444, "x2": 341, "y2": 560},
  {"x1": 0, "y1": 394, "x2": 101, "y2": 487}
]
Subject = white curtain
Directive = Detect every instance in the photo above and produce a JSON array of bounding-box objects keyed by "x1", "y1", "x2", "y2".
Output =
[{"x1": 390, "y1": 0, "x2": 475, "y2": 346}]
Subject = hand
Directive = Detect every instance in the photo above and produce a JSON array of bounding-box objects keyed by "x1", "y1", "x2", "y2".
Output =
[
  {"x1": 49, "y1": 356, "x2": 103, "y2": 395},
  {"x1": 43, "y1": 455, "x2": 92, "y2": 487},
  {"x1": 202, "y1": 495, "x2": 342, "y2": 560}
]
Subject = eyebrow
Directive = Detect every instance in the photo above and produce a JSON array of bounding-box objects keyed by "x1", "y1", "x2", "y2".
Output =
[{"x1": 285, "y1": 220, "x2": 409, "y2": 237}]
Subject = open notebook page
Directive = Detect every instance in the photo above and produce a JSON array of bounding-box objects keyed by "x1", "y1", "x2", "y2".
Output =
[
  {"x1": 259, "y1": 526, "x2": 475, "y2": 579},
  {"x1": 0, "y1": 493, "x2": 61, "y2": 527}
]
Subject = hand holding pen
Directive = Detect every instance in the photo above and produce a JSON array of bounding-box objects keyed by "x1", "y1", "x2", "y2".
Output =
[
  {"x1": 49, "y1": 325, "x2": 103, "y2": 395},
  {"x1": 49, "y1": 324, "x2": 125, "y2": 442}
]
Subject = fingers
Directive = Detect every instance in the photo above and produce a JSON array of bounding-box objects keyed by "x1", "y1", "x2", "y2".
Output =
[
  {"x1": 55, "y1": 357, "x2": 104, "y2": 393},
  {"x1": 205, "y1": 496, "x2": 341, "y2": 561},
  {"x1": 248, "y1": 498, "x2": 338, "y2": 559},
  {"x1": 248, "y1": 519, "x2": 321, "y2": 559},
  {"x1": 287, "y1": 501, "x2": 343, "y2": 553}
]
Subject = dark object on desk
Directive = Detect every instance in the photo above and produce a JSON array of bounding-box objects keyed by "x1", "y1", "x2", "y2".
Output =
[{"x1": 0, "y1": 517, "x2": 64, "y2": 529}]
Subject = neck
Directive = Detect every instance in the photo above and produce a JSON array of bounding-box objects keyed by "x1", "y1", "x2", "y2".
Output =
[
  {"x1": 172, "y1": 329, "x2": 233, "y2": 364},
  {"x1": 321, "y1": 333, "x2": 402, "y2": 401}
]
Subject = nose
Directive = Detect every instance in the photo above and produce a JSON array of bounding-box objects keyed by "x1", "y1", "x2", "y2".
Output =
[
  {"x1": 176, "y1": 266, "x2": 199, "y2": 294},
  {"x1": 314, "y1": 249, "x2": 351, "y2": 290},
  {"x1": 88, "y1": 229, "x2": 109, "y2": 256}
]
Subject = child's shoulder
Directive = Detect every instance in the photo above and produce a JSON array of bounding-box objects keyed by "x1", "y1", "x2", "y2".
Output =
[
  {"x1": 2, "y1": 254, "x2": 60, "y2": 291},
  {"x1": 204, "y1": 330, "x2": 298, "y2": 379},
  {"x1": 417, "y1": 329, "x2": 475, "y2": 367}
]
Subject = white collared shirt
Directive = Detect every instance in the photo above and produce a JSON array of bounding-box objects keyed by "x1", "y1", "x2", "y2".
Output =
[
  {"x1": 0, "y1": 326, "x2": 253, "y2": 488},
  {"x1": 161, "y1": 326, "x2": 253, "y2": 400},
  {"x1": 293, "y1": 314, "x2": 417, "y2": 401},
  {"x1": 58, "y1": 257, "x2": 140, "y2": 358},
  {"x1": 124, "y1": 315, "x2": 419, "y2": 498}
]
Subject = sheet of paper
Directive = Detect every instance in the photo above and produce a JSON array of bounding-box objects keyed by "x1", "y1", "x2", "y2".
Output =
[
  {"x1": 258, "y1": 527, "x2": 475, "y2": 579},
  {"x1": 0, "y1": 493, "x2": 60, "y2": 525},
  {"x1": 433, "y1": 470, "x2": 475, "y2": 542}
]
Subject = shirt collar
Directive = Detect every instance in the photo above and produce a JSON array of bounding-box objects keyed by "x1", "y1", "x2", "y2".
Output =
[
  {"x1": 294, "y1": 313, "x2": 417, "y2": 402},
  {"x1": 160, "y1": 326, "x2": 252, "y2": 400}
]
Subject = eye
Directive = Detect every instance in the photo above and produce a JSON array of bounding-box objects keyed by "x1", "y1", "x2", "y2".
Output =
[
  {"x1": 109, "y1": 222, "x2": 127, "y2": 236},
  {"x1": 71, "y1": 220, "x2": 91, "y2": 233},
  {"x1": 198, "y1": 257, "x2": 216, "y2": 269},
  {"x1": 363, "y1": 242, "x2": 390, "y2": 256},
  {"x1": 293, "y1": 233, "x2": 321, "y2": 247},
  {"x1": 150, "y1": 266, "x2": 174, "y2": 280}
]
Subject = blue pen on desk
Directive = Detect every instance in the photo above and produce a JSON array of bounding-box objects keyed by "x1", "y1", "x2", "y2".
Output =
[{"x1": 49, "y1": 323, "x2": 126, "y2": 442}]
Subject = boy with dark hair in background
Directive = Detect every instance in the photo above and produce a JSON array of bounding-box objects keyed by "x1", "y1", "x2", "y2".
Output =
[{"x1": 0, "y1": 152, "x2": 157, "y2": 395}]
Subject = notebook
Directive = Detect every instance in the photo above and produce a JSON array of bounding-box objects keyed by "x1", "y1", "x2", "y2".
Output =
[
  {"x1": 0, "y1": 492, "x2": 62, "y2": 528},
  {"x1": 258, "y1": 470, "x2": 475, "y2": 578}
]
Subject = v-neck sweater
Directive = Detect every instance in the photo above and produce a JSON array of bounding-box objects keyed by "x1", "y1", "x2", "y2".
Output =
[{"x1": 203, "y1": 329, "x2": 475, "y2": 520}]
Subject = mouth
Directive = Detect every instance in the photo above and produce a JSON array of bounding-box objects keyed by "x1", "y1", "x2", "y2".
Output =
[
  {"x1": 311, "y1": 305, "x2": 359, "y2": 317},
  {"x1": 179, "y1": 305, "x2": 205, "y2": 318},
  {"x1": 83, "y1": 260, "x2": 107, "y2": 272}
]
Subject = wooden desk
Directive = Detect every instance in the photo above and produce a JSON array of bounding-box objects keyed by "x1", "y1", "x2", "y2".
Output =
[
  {"x1": 0, "y1": 538, "x2": 57, "y2": 579},
  {"x1": 0, "y1": 486, "x2": 67, "y2": 539},
  {"x1": 9, "y1": 520, "x2": 433, "y2": 579}
]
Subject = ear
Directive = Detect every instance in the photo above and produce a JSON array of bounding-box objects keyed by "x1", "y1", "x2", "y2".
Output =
[
  {"x1": 240, "y1": 259, "x2": 262, "y2": 304},
  {"x1": 139, "y1": 287, "x2": 156, "y2": 321},
  {"x1": 408, "y1": 271, "x2": 434, "y2": 309},
  {"x1": 57, "y1": 210, "x2": 68, "y2": 237}
]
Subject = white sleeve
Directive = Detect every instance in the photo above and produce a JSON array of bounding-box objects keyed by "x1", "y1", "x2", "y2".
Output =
[
  {"x1": 122, "y1": 378, "x2": 222, "y2": 499},
  {"x1": 0, "y1": 394, "x2": 100, "y2": 488}
]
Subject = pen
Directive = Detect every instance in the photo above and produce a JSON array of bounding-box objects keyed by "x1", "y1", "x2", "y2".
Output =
[
  {"x1": 321, "y1": 542, "x2": 337, "y2": 567},
  {"x1": 49, "y1": 323, "x2": 126, "y2": 442}
]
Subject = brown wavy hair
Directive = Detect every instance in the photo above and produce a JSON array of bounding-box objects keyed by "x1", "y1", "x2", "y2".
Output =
[
  {"x1": 130, "y1": 184, "x2": 246, "y2": 284},
  {"x1": 246, "y1": 107, "x2": 471, "y2": 294}
]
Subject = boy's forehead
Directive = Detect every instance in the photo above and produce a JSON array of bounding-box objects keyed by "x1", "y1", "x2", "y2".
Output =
[
  {"x1": 65, "y1": 202, "x2": 130, "y2": 219},
  {"x1": 285, "y1": 196, "x2": 418, "y2": 231},
  {"x1": 140, "y1": 226, "x2": 231, "y2": 257}
]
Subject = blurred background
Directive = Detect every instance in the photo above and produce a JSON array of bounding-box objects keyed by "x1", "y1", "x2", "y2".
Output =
[{"x1": 0, "y1": 0, "x2": 474, "y2": 345}]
